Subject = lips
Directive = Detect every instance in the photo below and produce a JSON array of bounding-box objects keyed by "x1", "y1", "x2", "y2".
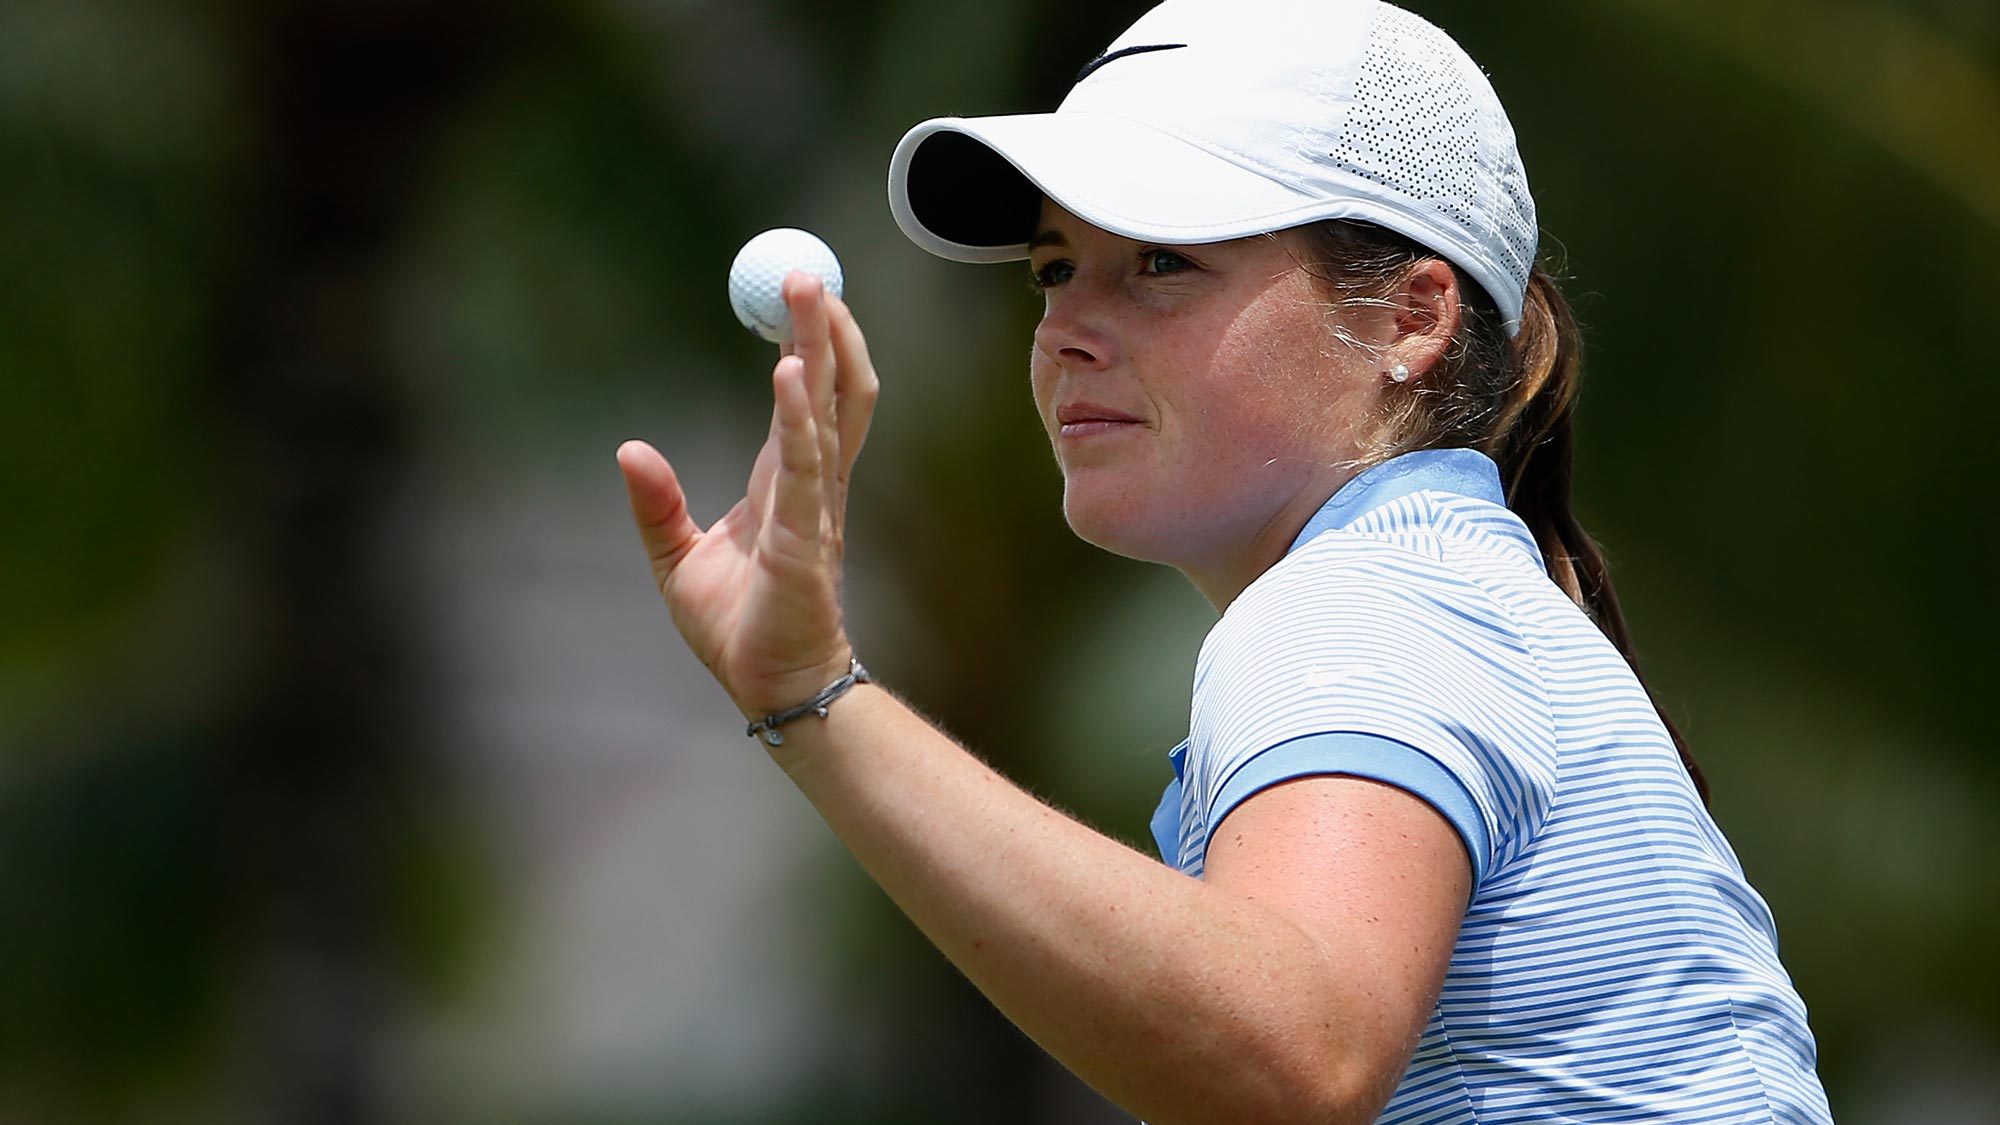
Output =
[
  {"x1": 1054, "y1": 401, "x2": 1145, "y2": 442},
  {"x1": 1056, "y1": 402, "x2": 1143, "y2": 426}
]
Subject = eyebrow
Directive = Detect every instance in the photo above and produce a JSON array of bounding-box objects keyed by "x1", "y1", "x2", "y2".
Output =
[{"x1": 1027, "y1": 229, "x2": 1068, "y2": 251}]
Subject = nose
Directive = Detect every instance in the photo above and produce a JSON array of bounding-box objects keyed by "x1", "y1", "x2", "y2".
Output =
[{"x1": 1033, "y1": 291, "x2": 1118, "y2": 371}]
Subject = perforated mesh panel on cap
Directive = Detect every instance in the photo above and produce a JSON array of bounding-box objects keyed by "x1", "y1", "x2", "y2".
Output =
[{"x1": 1326, "y1": 3, "x2": 1536, "y2": 302}]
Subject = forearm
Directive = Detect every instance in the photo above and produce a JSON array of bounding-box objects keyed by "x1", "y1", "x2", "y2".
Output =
[{"x1": 769, "y1": 683, "x2": 1398, "y2": 1125}]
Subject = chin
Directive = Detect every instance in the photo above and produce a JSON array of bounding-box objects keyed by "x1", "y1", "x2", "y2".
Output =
[{"x1": 1061, "y1": 485, "x2": 1179, "y2": 564}]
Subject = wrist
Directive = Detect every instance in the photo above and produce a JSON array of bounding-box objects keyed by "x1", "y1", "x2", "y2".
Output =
[
  {"x1": 744, "y1": 657, "x2": 871, "y2": 747},
  {"x1": 725, "y1": 642, "x2": 857, "y2": 719}
]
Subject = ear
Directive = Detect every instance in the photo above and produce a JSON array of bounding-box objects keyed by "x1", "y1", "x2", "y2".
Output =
[{"x1": 1387, "y1": 259, "x2": 1462, "y2": 383}]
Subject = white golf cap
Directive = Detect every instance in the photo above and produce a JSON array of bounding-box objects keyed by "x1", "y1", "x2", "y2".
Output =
[{"x1": 887, "y1": 0, "x2": 1538, "y2": 335}]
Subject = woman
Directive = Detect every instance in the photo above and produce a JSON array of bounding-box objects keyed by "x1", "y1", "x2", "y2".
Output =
[{"x1": 617, "y1": 1, "x2": 1834, "y2": 1121}]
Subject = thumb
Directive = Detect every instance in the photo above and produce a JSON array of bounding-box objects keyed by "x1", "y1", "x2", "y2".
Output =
[{"x1": 617, "y1": 440, "x2": 701, "y2": 586}]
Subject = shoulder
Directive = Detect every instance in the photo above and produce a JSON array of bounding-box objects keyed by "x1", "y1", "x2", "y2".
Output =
[
  {"x1": 1194, "y1": 528, "x2": 1548, "y2": 751},
  {"x1": 1205, "y1": 512, "x2": 1531, "y2": 678},
  {"x1": 1184, "y1": 514, "x2": 1564, "y2": 877}
]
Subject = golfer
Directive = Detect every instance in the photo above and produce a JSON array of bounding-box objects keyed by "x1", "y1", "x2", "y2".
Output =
[{"x1": 617, "y1": 1, "x2": 1835, "y2": 1121}]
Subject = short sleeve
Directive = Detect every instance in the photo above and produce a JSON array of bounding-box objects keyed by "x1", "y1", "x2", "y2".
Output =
[
  {"x1": 1207, "y1": 730, "x2": 1491, "y2": 880},
  {"x1": 1184, "y1": 540, "x2": 1557, "y2": 881}
]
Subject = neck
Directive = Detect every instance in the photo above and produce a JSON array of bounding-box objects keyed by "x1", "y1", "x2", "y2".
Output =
[{"x1": 1181, "y1": 482, "x2": 1346, "y2": 611}]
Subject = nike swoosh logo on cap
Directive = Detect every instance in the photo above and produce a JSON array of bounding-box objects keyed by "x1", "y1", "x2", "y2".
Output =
[{"x1": 1076, "y1": 43, "x2": 1188, "y2": 83}]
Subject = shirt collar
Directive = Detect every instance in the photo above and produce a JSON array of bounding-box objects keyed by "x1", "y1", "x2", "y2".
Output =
[{"x1": 1287, "y1": 447, "x2": 1512, "y2": 556}]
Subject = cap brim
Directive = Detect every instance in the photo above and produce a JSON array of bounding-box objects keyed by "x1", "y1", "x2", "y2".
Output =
[
  {"x1": 889, "y1": 113, "x2": 1349, "y2": 263},
  {"x1": 888, "y1": 112, "x2": 1526, "y2": 336}
]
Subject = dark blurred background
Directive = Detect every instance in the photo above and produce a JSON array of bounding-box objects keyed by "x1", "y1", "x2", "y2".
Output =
[{"x1": 3, "y1": 0, "x2": 1995, "y2": 1121}]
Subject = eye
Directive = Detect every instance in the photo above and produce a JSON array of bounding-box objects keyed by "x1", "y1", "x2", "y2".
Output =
[
  {"x1": 1029, "y1": 259, "x2": 1074, "y2": 291},
  {"x1": 1140, "y1": 248, "x2": 1194, "y2": 276}
]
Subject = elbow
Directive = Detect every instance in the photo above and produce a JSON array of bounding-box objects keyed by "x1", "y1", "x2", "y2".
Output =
[
  {"x1": 1279, "y1": 1063, "x2": 1391, "y2": 1125},
  {"x1": 1217, "y1": 1044, "x2": 1397, "y2": 1125},
  {"x1": 1116, "y1": 1026, "x2": 1406, "y2": 1125}
]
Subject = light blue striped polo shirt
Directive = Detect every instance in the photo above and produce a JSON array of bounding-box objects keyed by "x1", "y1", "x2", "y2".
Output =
[{"x1": 1149, "y1": 447, "x2": 1833, "y2": 1124}]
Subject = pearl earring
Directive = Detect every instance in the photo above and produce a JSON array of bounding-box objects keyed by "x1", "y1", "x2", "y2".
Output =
[{"x1": 1389, "y1": 363, "x2": 1411, "y2": 383}]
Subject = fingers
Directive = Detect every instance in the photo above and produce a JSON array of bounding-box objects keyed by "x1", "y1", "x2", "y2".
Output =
[
  {"x1": 764, "y1": 355, "x2": 825, "y2": 556},
  {"x1": 616, "y1": 439, "x2": 701, "y2": 588},
  {"x1": 783, "y1": 272, "x2": 838, "y2": 419},
  {"x1": 824, "y1": 293, "x2": 881, "y2": 484},
  {"x1": 784, "y1": 274, "x2": 852, "y2": 528},
  {"x1": 782, "y1": 272, "x2": 880, "y2": 488}
]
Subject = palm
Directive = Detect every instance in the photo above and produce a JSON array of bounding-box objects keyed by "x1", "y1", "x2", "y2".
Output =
[{"x1": 663, "y1": 438, "x2": 832, "y2": 691}]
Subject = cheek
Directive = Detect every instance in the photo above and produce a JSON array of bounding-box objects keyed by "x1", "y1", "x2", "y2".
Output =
[{"x1": 1181, "y1": 330, "x2": 1342, "y2": 461}]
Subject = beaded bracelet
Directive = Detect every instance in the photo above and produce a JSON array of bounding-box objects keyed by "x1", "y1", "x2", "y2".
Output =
[{"x1": 745, "y1": 657, "x2": 870, "y2": 747}]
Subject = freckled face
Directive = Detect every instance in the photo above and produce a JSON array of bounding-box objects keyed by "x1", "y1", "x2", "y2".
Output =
[{"x1": 1028, "y1": 202, "x2": 1381, "y2": 588}]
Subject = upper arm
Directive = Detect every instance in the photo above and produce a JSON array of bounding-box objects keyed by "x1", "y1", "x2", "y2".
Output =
[{"x1": 1200, "y1": 774, "x2": 1470, "y2": 1113}]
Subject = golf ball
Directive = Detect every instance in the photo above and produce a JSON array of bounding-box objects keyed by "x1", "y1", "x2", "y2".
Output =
[{"x1": 727, "y1": 228, "x2": 844, "y2": 343}]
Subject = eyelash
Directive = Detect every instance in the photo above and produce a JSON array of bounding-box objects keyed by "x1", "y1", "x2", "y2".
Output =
[{"x1": 1028, "y1": 248, "x2": 1194, "y2": 291}]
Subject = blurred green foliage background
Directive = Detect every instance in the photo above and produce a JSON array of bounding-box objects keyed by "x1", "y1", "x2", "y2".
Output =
[{"x1": 3, "y1": 0, "x2": 1995, "y2": 1121}]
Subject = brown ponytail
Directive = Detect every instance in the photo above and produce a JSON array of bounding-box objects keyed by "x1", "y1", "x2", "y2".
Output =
[
  {"x1": 1497, "y1": 270, "x2": 1708, "y2": 802},
  {"x1": 1288, "y1": 222, "x2": 1711, "y2": 803}
]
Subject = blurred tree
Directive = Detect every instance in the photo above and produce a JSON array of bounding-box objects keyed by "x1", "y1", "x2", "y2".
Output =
[{"x1": 2, "y1": 0, "x2": 529, "y2": 1119}]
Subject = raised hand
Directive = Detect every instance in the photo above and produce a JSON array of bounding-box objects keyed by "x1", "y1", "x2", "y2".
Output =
[{"x1": 617, "y1": 272, "x2": 880, "y2": 721}]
